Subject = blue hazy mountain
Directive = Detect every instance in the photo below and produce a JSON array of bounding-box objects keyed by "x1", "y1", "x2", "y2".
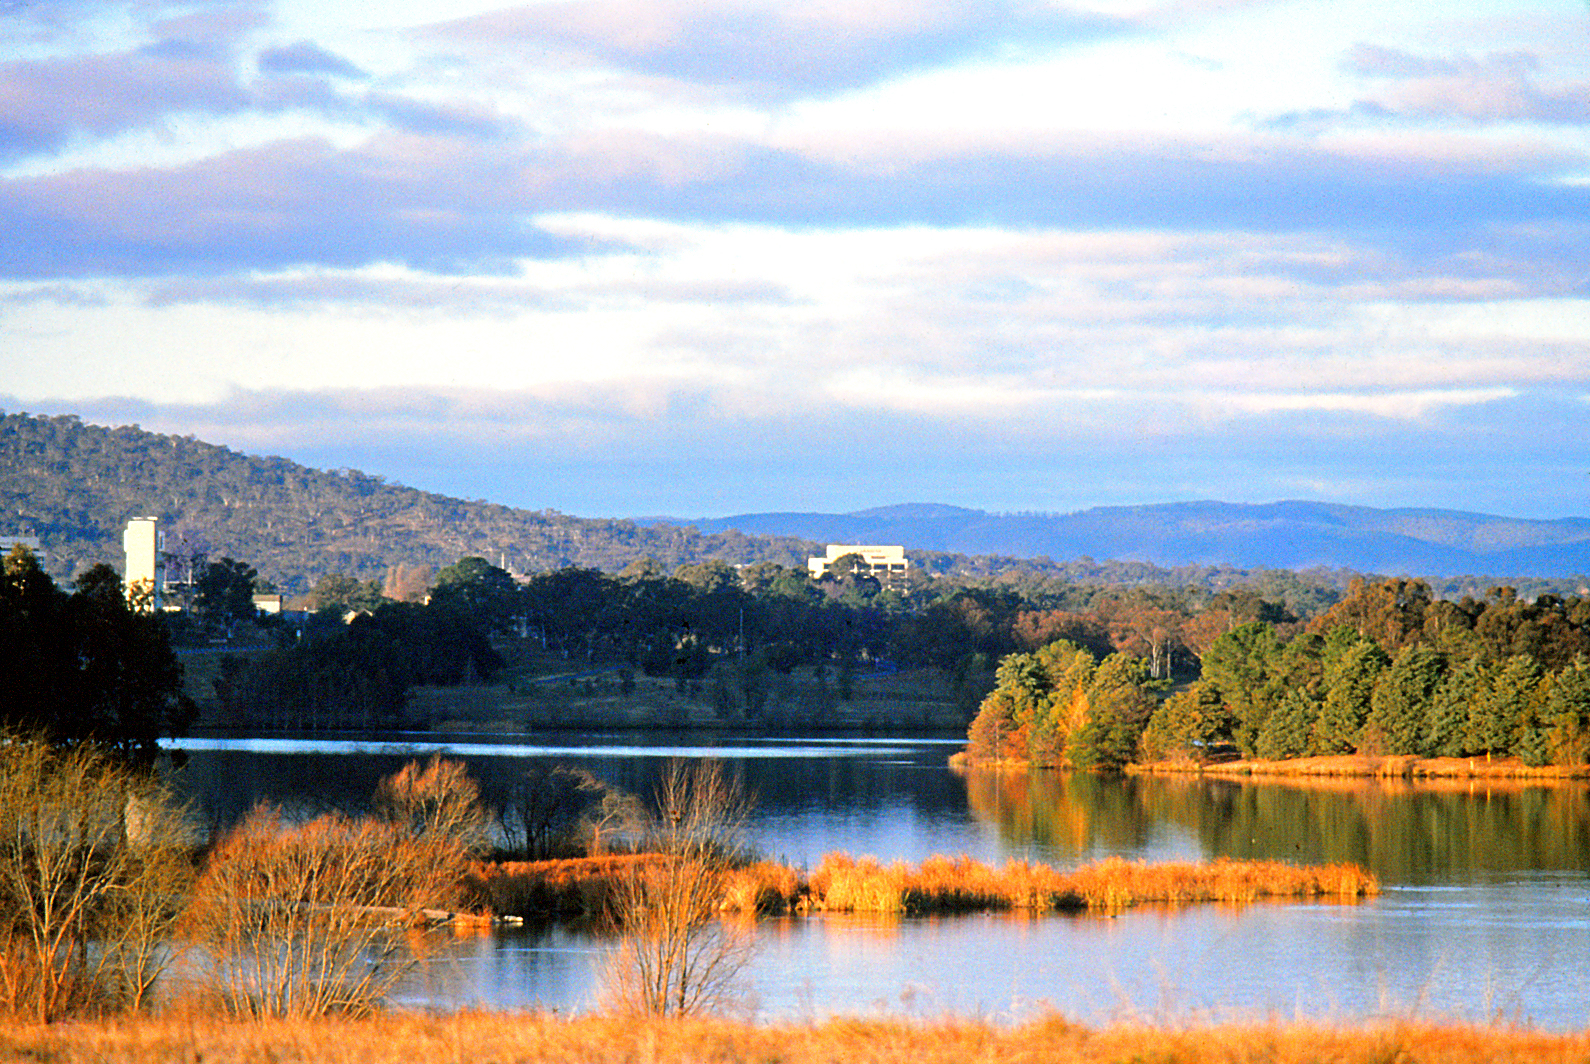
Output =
[{"x1": 648, "y1": 501, "x2": 1590, "y2": 578}]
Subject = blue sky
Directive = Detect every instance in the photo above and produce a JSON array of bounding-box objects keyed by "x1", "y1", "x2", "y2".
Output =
[{"x1": 2, "y1": 0, "x2": 1588, "y2": 520}]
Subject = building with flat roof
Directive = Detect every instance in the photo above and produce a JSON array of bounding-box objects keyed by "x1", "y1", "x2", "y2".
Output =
[
  {"x1": 808, "y1": 544, "x2": 909, "y2": 581},
  {"x1": 0, "y1": 535, "x2": 41, "y2": 557}
]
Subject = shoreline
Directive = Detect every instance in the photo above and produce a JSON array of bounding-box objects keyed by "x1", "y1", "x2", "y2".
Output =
[{"x1": 951, "y1": 750, "x2": 1590, "y2": 780}]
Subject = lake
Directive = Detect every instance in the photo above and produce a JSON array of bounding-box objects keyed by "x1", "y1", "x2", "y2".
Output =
[{"x1": 169, "y1": 732, "x2": 1590, "y2": 1026}]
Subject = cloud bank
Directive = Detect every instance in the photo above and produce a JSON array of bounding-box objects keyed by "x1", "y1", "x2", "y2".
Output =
[{"x1": 1, "y1": 0, "x2": 1587, "y2": 522}]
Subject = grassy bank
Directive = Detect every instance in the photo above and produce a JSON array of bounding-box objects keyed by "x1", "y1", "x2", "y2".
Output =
[
  {"x1": 467, "y1": 853, "x2": 1378, "y2": 919},
  {"x1": 1130, "y1": 753, "x2": 1590, "y2": 781},
  {"x1": 4, "y1": 1012, "x2": 1587, "y2": 1064}
]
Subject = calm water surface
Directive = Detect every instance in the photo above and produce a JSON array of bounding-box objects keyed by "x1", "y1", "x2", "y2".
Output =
[{"x1": 169, "y1": 733, "x2": 1590, "y2": 1026}]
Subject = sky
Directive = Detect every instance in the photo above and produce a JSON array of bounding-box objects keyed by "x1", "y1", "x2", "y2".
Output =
[{"x1": 2, "y1": 0, "x2": 1588, "y2": 522}]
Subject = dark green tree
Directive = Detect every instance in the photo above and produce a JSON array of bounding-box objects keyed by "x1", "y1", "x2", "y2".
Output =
[
  {"x1": 1200, "y1": 621, "x2": 1282, "y2": 755},
  {"x1": 196, "y1": 556, "x2": 259, "y2": 627},
  {"x1": 1467, "y1": 654, "x2": 1540, "y2": 759},
  {"x1": 1365, "y1": 644, "x2": 1446, "y2": 755},
  {"x1": 1312, "y1": 636, "x2": 1388, "y2": 754},
  {"x1": 310, "y1": 572, "x2": 385, "y2": 614},
  {"x1": 1423, "y1": 655, "x2": 1483, "y2": 757},
  {"x1": 0, "y1": 549, "x2": 193, "y2": 765},
  {"x1": 1255, "y1": 687, "x2": 1320, "y2": 760}
]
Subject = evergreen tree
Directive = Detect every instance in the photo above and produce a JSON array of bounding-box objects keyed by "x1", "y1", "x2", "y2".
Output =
[
  {"x1": 1541, "y1": 656, "x2": 1590, "y2": 765},
  {"x1": 1255, "y1": 687, "x2": 1320, "y2": 760},
  {"x1": 0, "y1": 548, "x2": 193, "y2": 765},
  {"x1": 1467, "y1": 654, "x2": 1541, "y2": 758},
  {"x1": 1313, "y1": 637, "x2": 1389, "y2": 754},
  {"x1": 1423, "y1": 655, "x2": 1483, "y2": 757},
  {"x1": 1200, "y1": 621, "x2": 1282, "y2": 756},
  {"x1": 1365, "y1": 645, "x2": 1446, "y2": 755}
]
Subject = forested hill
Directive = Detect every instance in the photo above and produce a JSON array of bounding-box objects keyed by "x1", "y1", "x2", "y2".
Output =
[
  {"x1": 6, "y1": 411, "x2": 1585, "y2": 602},
  {"x1": 0, "y1": 412, "x2": 820, "y2": 593}
]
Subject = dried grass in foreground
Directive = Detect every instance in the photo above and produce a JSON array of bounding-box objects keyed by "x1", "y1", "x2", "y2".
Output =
[{"x1": 2, "y1": 1012, "x2": 1588, "y2": 1064}]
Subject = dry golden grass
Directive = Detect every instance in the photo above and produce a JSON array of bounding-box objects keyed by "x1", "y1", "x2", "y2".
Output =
[
  {"x1": 1134, "y1": 754, "x2": 1590, "y2": 781},
  {"x1": 468, "y1": 852, "x2": 1377, "y2": 919},
  {"x1": 796, "y1": 853, "x2": 1376, "y2": 915},
  {"x1": 2, "y1": 1011, "x2": 1587, "y2": 1064},
  {"x1": 463, "y1": 853, "x2": 670, "y2": 917}
]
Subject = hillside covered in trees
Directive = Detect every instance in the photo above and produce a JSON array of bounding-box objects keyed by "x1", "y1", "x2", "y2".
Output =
[
  {"x1": 0, "y1": 412, "x2": 818, "y2": 594},
  {"x1": 4, "y1": 411, "x2": 1584, "y2": 607}
]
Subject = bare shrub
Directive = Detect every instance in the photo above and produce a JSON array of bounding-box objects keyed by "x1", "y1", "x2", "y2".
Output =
[
  {"x1": 0, "y1": 736, "x2": 194, "y2": 1020},
  {"x1": 497, "y1": 765, "x2": 644, "y2": 860},
  {"x1": 601, "y1": 760, "x2": 755, "y2": 1017},
  {"x1": 371, "y1": 754, "x2": 489, "y2": 856},
  {"x1": 185, "y1": 757, "x2": 487, "y2": 1018},
  {"x1": 181, "y1": 805, "x2": 461, "y2": 1017}
]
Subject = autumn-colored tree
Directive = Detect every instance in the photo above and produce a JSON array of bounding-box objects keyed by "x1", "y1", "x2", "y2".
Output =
[
  {"x1": 1139, "y1": 684, "x2": 1233, "y2": 762},
  {"x1": 1308, "y1": 578, "x2": 1432, "y2": 653}
]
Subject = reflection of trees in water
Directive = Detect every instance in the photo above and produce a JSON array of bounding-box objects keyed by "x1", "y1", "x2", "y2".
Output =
[
  {"x1": 961, "y1": 769, "x2": 1159, "y2": 858},
  {"x1": 963, "y1": 770, "x2": 1590, "y2": 883}
]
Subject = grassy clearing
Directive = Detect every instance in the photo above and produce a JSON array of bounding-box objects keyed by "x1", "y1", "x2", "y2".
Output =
[
  {"x1": 468, "y1": 852, "x2": 1378, "y2": 919},
  {"x1": 2, "y1": 1012, "x2": 1586, "y2": 1064}
]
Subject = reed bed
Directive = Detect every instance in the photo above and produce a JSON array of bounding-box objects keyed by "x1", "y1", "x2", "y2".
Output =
[
  {"x1": 467, "y1": 852, "x2": 1377, "y2": 919},
  {"x1": 2, "y1": 1012, "x2": 1585, "y2": 1064},
  {"x1": 462, "y1": 854, "x2": 671, "y2": 918},
  {"x1": 791, "y1": 853, "x2": 1377, "y2": 915}
]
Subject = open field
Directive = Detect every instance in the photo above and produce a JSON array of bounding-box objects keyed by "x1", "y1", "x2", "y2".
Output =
[
  {"x1": 466, "y1": 853, "x2": 1378, "y2": 919},
  {"x1": 4, "y1": 1013, "x2": 1589, "y2": 1064},
  {"x1": 411, "y1": 664, "x2": 969, "y2": 733}
]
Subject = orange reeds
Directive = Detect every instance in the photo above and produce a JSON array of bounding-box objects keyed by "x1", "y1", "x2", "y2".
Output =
[
  {"x1": 464, "y1": 854, "x2": 670, "y2": 918},
  {"x1": 466, "y1": 852, "x2": 1378, "y2": 920},
  {"x1": 719, "y1": 861, "x2": 801, "y2": 914},
  {"x1": 802, "y1": 853, "x2": 1375, "y2": 916}
]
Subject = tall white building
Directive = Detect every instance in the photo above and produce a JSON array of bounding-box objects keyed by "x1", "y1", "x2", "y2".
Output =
[{"x1": 123, "y1": 517, "x2": 164, "y2": 609}]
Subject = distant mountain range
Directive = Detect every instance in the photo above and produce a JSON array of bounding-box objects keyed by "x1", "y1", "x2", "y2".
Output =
[
  {"x1": 647, "y1": 501, "x2": 1590, "y2": 579},
  {"x1": 5, "y1": 411, "x2": 1588, "y2": 594}
]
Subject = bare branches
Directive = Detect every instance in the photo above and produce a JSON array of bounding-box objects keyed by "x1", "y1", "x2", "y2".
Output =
[
  {"x1": 0, "y1": 737, "x2": 194, "y2": 1020},
  {"x1": 184, "y1": 756, "x2": 487, "y2": 1018},
  {"x1": 601, "y1": 760, "x2": 754, "y2": 1017}
]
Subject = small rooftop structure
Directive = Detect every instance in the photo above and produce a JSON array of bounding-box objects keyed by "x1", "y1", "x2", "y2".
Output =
[{"x1": 808, "y1": 544, "x2": 909, "y2": 581}]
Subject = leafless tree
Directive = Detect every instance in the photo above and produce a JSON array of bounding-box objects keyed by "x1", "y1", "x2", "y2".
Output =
[
  {"x1": 601, "y1": 760, "x2": 755, "y2": 1016},
  {"x1": 0, "y1": 737, "x2": 195, "y2": 1019},
  {"x1": 184, "y1": 757, "x2": 486, "y2": 1017}
]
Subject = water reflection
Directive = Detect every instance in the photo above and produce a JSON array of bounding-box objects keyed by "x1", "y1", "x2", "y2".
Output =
[
  {"x1": 962, "y1": 769, "x2": 1590, "y2": 884},
  {"x1": 170, "y1": 733, "x2": 1590, "y2": 1025}
]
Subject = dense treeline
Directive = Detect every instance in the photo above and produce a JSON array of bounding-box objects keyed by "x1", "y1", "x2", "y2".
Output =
[
  {"x1": 0, "y1": 547, "x2": 193, "y2": 765},
  {"x1": 967, "y1": 578, "x2": 1590, "y2": 769},
  {"x1": 221, "y1": 551, "x2": 1333, "y2": 731}
]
